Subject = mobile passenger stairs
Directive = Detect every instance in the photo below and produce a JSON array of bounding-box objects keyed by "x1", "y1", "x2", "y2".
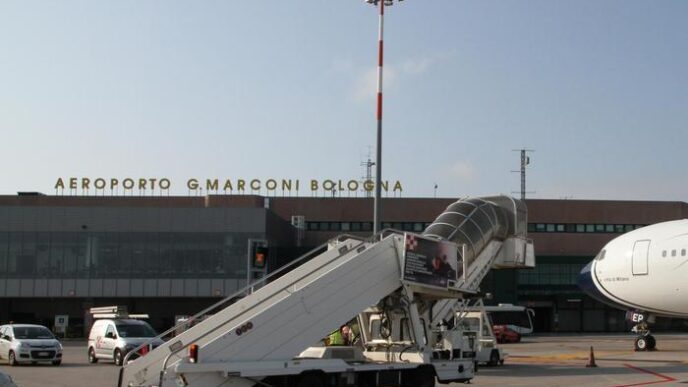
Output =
[{"x1": 118, "y1": 196, "x2": 535, "y2": 387}]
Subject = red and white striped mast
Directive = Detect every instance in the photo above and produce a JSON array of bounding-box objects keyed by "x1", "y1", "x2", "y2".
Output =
[{"x1": 366, "y1": 0, "x2": 401, "y2": 235}]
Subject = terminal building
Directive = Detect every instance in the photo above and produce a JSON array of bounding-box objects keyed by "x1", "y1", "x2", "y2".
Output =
[{"x1": 0, "y1": 193, "x2": 686, "y2": 336}]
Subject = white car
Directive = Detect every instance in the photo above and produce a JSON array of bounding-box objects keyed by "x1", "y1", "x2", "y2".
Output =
[{"x1": 0, "y1": 324, "x2": 63, "y2": 366}]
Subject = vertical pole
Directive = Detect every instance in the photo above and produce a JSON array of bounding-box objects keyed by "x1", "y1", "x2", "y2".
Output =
[
  {"x1": 520, "y1": 149, "x2": 526, "y2": 200},
  {"x1": 374, "y1": 0, "x2": 384, "y2": 235}
]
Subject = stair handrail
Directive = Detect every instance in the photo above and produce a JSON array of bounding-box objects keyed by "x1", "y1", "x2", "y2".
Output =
[{"x1": 122, "y1": 233, "x2": 369, "y2": 366}]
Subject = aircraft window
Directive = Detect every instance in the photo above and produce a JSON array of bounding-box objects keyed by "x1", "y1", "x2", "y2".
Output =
[
  {"x1": 682, "y1": 249, "x2": 686, "y2": 257},
  {"x1": 586, "y1": 224, "x2": 595, "y2": 233},
  {"x1": 625, "y1": 225, "x2": 635, "y2": 232},
  {"x1": 546, "y1": 224, "x2": 555, "y2": 232},
  {"x1": 595, "y1": 225, "x2": 605, "y2": 232},
  {"x1": 614, "y1": 225, "x2": 625, "y2": 233},
  {"x1": 576, "y1": 224, "x2": 585, "y2": 232},
  {"x1": 672, "y1": 250, "x2": 677, "y2": 257},
  {"x1": 605, "y1": 225, "x2": 614, "y2": 233},
  {"x1": 662, "y1": 251, "x2": 667, "y2": 258},
  {"x1": 556, "y1": 224, "x2": 565, "y2": 232}
]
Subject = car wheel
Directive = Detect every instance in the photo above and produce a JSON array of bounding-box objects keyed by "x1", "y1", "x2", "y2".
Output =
[
  {"x1": 488, "y1": 350, "x2": 500, "y2": 367},
  {"x1": 88, "y1": 347, "x2": 98, "y2": 363},
  {"x1": 114, "y1": 348, "x2": 123, "y2": 366},
  {"x1": 52, "y1": 360, "x2": 62, "y2": 366},
  {"x1": 8, "y1": 351, "x2": 17, "y2": 366}
]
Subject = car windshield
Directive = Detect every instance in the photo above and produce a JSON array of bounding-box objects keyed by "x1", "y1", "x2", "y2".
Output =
[
  {"x1": 116, "y1": 323, "x2": 157, "y2": 338},
  {"x1": 13, "y1": 326, "x2": 54, "y2": 339}
]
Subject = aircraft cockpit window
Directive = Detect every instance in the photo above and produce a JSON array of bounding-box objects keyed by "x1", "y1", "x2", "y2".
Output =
[{"x1": 595, "y1": 250, "x2": 606, "y2": 261}]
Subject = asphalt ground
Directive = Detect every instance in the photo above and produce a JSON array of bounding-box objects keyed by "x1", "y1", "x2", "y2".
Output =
[
  {"x1": 460, "y1": 334, "x2": 688, "y2": 386},
  {"x1": 1, "y1": 334, "x2": 688, "y2": 387}
]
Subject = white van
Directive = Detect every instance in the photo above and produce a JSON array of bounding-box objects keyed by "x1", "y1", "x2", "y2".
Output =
[{"x1": 87, "y1": 319, "x2": 163, "y2": 366}]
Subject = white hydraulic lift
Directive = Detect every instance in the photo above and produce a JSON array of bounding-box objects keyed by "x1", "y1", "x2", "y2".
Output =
[{"x1": 118, "y1": 196, "x2": 535, "y2": 387}]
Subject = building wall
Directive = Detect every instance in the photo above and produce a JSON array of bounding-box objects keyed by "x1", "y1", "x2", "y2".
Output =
[{"x1": 1, "y1": 194, "x2": 687, "y2": 334}]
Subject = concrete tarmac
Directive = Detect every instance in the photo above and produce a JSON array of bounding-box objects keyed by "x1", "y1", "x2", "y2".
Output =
[
  {"x1": 1, "y1": 334, "x2": 688, "y2": 387},
  {"x1": 463, "y1": 334, "x2": 688, "y2": 386}
]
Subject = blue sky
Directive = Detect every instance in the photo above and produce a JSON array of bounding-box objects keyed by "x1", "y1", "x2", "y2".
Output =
[{"x1": 1, "y1": 1, "x2": 687, "y2": 200}]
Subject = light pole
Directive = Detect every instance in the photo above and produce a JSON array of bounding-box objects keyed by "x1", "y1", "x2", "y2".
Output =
[{"x1": 365, "y1": 0, "x2": 402, "y2": 235}]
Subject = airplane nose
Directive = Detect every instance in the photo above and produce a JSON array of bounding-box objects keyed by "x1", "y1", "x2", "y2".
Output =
[
  {"x1": 577, "y1": 261, "x2": 595, "y2": 294},
  {"x1": 577, "y1": 261, "x2": 626, "y2": 310}
]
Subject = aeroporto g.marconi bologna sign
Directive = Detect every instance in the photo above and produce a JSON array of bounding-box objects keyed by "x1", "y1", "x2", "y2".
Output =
[{"x1": 53, "y1": 177, "x2": 403, "y2": 195}]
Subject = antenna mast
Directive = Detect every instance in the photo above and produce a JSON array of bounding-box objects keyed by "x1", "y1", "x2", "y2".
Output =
[
  {"x1": 361, "y1": 150, "x2": 375, "y2": 198},
  {"x1": 511, "y1": 149, "x2": 535, "y2": 200}
]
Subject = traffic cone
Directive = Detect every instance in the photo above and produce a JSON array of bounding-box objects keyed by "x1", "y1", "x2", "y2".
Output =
[{"x1": 586, "y1": 346, "x2": 598, "y2": 368}]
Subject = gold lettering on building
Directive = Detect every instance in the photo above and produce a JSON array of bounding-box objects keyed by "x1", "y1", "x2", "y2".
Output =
[
  {"x1": 206, "y1": 179, "x2": 219, "y2": 191},
  {"x1": 52, "y1": 177, "x2": 403, "y2": 195}
]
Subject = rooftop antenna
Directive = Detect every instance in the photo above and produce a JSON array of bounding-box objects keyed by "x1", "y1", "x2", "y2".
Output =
[
  {"x1": 361, "y1": 147, "x2": 375, "y2": 198},
  {"x1": 511, "y1": 149, "x2": 535, "y2": 200}
]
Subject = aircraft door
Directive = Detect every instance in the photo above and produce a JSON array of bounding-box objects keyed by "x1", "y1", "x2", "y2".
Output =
[{"x1": 632, "y1": 240, "x2": 650, "y2": 276}]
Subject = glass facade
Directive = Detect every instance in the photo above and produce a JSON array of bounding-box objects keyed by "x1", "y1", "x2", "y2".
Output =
[
  {"x1": 308, "y1": 221, "x2": 646, "y2": 235},
  {"x1": 518, "y1": 263, "x2": 586, "y2": 286},
  {"x1": 528, "y1": 223, "x2": 645, "y2": 234},
  {"x1": 0, "y1": 231, "x2": 262, "y2": 279}
]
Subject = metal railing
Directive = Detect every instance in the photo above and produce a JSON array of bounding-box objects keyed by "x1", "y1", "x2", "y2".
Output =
[{"x1": 119, "y1": 233, "x2": 373, "y2": 386}]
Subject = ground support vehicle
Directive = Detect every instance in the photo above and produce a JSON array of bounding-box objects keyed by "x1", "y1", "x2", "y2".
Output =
[
  {"x1": 87, "y1": 306, "x2": 164, "y2": 366},
  {"x1": 455, "y1": 302, "x2": 506, "y2": 366},
  {"x1": 118, "y1": 196, "x2": 535, "y2": 387},
  {"x1": 493, "y1": 325, "x2": 521, "y2": 344}
]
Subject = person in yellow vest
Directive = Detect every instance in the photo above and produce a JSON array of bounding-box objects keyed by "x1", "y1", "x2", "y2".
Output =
[{"x1": 328, "y1": 325, "x2": 349, "y2": 346}]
